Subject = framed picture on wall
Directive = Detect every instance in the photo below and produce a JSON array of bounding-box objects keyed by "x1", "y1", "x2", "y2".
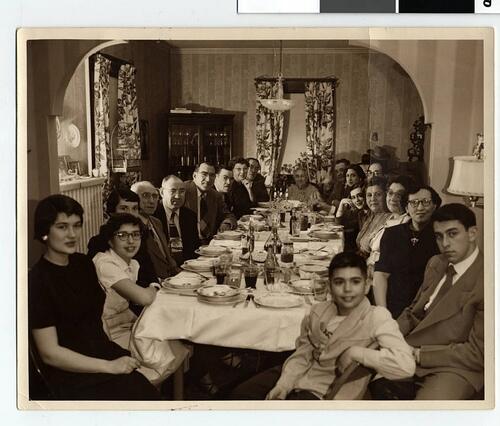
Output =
[{"x1": 66, "y1": 160, "x2": 81, "y2": 175}]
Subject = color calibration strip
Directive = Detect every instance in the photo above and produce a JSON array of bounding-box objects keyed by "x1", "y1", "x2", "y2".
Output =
[{"x1": 238, "y1": 0, "x2": 499, "y2": 13}]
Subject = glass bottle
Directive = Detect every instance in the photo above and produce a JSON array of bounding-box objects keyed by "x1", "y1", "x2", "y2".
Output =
[
  {"x1": 280, "y1": 236, "x2": 294, "y2": 264},
  {"x1": 264, "y1": 224, "x2": 282, "y2": 254},
  {"x1": 264, "y1": 246, "x2": 279, "y2": 286}
]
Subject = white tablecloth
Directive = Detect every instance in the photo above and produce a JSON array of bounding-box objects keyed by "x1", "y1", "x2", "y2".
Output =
[{"x1": 131, "y1": 232, "x2": 342, "y2": 373}]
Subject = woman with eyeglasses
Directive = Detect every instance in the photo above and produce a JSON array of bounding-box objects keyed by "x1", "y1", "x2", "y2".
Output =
[
  {"x1": 333, "y1": 185, "x2": 369, "y2": 252},
  {"x1": 373, "y1": 184, "x2": 442, "y2": 318},
  {"x1": 29, "y1": 195, "x2": 160, "y2": 399}
]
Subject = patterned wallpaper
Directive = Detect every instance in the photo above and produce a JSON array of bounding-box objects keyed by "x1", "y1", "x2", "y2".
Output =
[{"x1": 170, "y1": 48, "x2": 423, "y2": 163}]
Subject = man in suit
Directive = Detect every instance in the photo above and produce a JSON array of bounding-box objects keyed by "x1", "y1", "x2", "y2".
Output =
[
  {"x1": 371, "y1": 203, "x2": 483, "y2": 400},
  {"x1": 157, "y1": 175, "x2": 200, "y2": 263},
  {"x1": 184, "y1": 162, "x2": 236, "y2": 245},
  {"x1": 246, "y1": 157, "x2": 270, "y2": 203},
  {"x1": 131, "y1": 180, "x2": 180, "y2": 278},
  {"x1": 228, "y1": 157, "x2": 256, "y2": 219},
  {"x1": 214, "y1": 164, "x2": 234, "y2": 213}
]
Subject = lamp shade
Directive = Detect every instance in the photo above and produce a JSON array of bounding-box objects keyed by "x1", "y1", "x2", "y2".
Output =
[
  {"x1": 259, "y1": 98, "x2": 295, "y2": 111},
  {"x1": 447, "y1": 156, "x2": 483, "y2": 197}
]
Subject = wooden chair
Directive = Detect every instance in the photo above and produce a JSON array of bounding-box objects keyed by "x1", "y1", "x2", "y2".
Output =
[{"x1": 29, "y1": 336, "x2": 59, "y2": 400}]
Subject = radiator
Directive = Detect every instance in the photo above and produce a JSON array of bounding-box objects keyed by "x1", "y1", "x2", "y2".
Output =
[{"x1": 60, "y1": 178, "x2": 105, "y2": 254}]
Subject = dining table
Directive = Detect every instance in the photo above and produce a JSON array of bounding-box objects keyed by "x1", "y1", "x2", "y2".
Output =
[{"x1": 131, "y1": 224, "x2": 344, "y2": 398}]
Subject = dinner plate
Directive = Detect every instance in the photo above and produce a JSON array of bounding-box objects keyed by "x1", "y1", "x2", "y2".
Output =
[
  {"x1": 288, "y1": 279, "x2": 314, "y2": 295},
  {"x1": 305, "y1": 249, "x2": 331, "y2": 260},
  {"x1": 195, "y1": 245, "x2": 228, "y2": 257},
  {"x1": 251, "y1": 251, "x2": 267, "y2": 263},
  {"x1": 239, "y1": 214, "x2": 264, "y2": 222},
  {"x1": 182, "y1": 259, "x2": 214, "y2": 272},
  {"x1": 197, "y1": 294, "x2": 245, "y2": 306},
  {"x1": 290, "y1": 236, "x2": 314, "y2": 242},
  {"x1": 218, "y1": 230, "x2": 243, "y2": 240},
  {"x1": 181, "y1": 265, "x2": 213, "y2": 276},
  {"x1": 253, "y1": 293, "x2": 303, "y2": 309},
  {"x1": 197, "y1": 284, "x2": 241, "y2": 299},
  {"x1": 162, "y1": 282, "x2": 203, "y2": 294},
  {"x1": 298, "y1": 264, "x2": 329, "y2": 278},
  {"x1": 162, "y1": 275, "x2": 205, "y2": 289}
]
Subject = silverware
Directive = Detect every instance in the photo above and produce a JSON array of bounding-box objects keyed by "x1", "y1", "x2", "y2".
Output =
[
  {"x1": 243, "y1": 294, "x2": 252, "y2": 308},
  {"x1": 304, "y1": 295, "x2": 313, "y2": 305},
  {"x1": 232, "y1": 298, "x2": 245, "y2": 308},
  {"x1": 250, "y1": 294, "x2": 260, "y2": 308},
  {"x1": 311, "y1": 245, "x2": 327, "y2": 254}
]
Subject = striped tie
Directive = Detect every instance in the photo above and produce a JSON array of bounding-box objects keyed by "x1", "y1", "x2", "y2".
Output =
[
  {"x1": 199, "y1": 193, "x2": 210, "y2": 239},
  {"x1": 168, "y1": 211, "x2": 180, "y2": 239}
]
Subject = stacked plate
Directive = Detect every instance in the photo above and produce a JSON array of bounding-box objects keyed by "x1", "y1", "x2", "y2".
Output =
[
  {"x1": 195, "y1": 245, "x2": 229, "y2": 257},
  {"x1": 182, "y1": 258, "x2": 214, "y2": 273},
  {"x1": 288, "y1": 279, "x2": 314, "y2": 295},
  {"x1": 196, "y1": 284, "x2": 243, "y2": 305},
  {"x1": 298, "y1": 264, "x2": 329, "y2": 279},
  {"x1": 253, "y1": 293, "x2": 303, "y2": 309},
  {"x1": 217, "y1": 230, "x2": 243, "y2": 240},
  {"x1": 162, "y1": 273, "x2": 206, "y2": 292}
]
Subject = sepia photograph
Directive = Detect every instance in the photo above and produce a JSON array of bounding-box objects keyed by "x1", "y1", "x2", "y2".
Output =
[{"x1": 17, "y1": 27, "x2": 494, "y2": 411}]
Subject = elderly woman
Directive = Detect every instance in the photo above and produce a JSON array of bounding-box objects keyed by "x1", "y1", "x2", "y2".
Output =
[
  {"x1": 28, "y1": 194, "x2": 160, "y2": 400},
  {"x1": 366, "y1": 175, "x2": 413, "y2": 271},
  {"x1": 287, "y1": 166, "x2": 321, "y2": 206},
  {"x1": 334, "y1": 185, "x2": 369, "y2": 252},
  {"x1": 356, "y1": 177, "x2": 391, "y2": 259}
]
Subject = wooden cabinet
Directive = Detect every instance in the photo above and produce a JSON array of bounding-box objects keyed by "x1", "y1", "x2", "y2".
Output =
[{"x1": 166, "y1": 113, "x2": 234, "y2": 179}]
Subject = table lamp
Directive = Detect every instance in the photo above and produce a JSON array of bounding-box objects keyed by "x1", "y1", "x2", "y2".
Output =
[{"x1": 447, "y1": 155, "x2": 484, "y2": 207}]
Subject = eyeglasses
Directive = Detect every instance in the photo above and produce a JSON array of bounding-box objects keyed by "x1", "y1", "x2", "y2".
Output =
[
  {"x1": 114, "y1": 231, "x2": 142, "y2": 241},
  {"x1": 408, "y1": 198, "x2": 433, "y2": 208},
  {"x1": 140, "y1": 192, "x2": 159, "y2": 200}
]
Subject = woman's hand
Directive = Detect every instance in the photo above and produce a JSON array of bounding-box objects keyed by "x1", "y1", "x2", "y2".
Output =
[
  {"x1": 266, "y1": 385, "x2": 288, "y2": 400},
  {"x1": 336, "y1": 198, "x2": 353, "y2": 218},
  {"x1": 107, "y1": 356, "x2": 141, "y2": 375},
  {"x1": 337, "y1": 346, "x2": 363, "y2": 373}
]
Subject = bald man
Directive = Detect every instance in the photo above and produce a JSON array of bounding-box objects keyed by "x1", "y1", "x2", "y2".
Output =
[{"x1": 131, "y1": 180, "x2": 180, "y2": 278}]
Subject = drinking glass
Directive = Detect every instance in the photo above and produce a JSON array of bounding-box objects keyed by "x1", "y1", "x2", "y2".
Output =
[
  {"x1": 226, "y1": 268, "x2": 242, "y2": 288},
  {"x1": 312, "y1": 275, "x2": 329, "y2": 302},
  {"x1": 243, "y1": 263, "x2": 260, "y2": 289},
  {"x1": 264, "y1": 267, "x2": 282, "y2": 292},
  {"x1": 213, "y1": 259, "x2": 230, "y2": 285}
]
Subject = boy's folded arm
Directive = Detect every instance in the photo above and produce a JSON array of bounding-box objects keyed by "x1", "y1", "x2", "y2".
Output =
[
  {"x1": 274, "y1": 314, "x2": 315, "y2": 390},
  {"x1": 356, "y1": 308, "x2": 416, "y2": 379}
]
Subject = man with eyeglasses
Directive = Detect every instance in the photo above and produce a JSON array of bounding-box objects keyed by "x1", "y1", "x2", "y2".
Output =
[
  {"x1": 131, "y1": 181, "x2": 180, "y2": 279},
  {"x1": 366, "y1": 162, "x2": 384, "y2": 180},
  {"x1": 373, "y1": 184, "x2": 442, "y2": 318},
  {"x1": 184, "y1": 162, "x2": 237, "y2": 244}
]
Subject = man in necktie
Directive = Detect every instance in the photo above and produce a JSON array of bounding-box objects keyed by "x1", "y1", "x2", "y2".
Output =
[
  {"x1": 371, "y1": 203, "x2": 484, "y2": 400},
  {"x1": 184, "y1": 162, "x2": 237, "y2": 245},
  {"x1": 158, "y1": 175, "x2": 200, "y2": 263},
  {"x1": 131, "y1": 181, "x2": 180, "y2": 278},
  {"x1": 214, "y1": 164, "x2": 235, "y2": 213},
  {"x1": 246, "y1": 157, "x2": 270, "y2": 203}
]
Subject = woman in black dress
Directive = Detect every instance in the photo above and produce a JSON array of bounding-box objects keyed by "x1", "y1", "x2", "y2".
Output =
[{"x1": 29, "y1": 194, "x2": 160, "y2": 400}]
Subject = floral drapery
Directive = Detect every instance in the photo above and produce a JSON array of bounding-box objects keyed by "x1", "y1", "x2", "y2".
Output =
[
  {"x1": 117, "y1": 63, "x2": 142, "y2": 186},
  {"x1": 297, "y1": 81, "x2": 336, "y2": 184},
  {"x1": 255, "y1": 80, "x2": 285, "y2": 183},
  {"x1": 93, "y1": 54, "x2": 112, "y2": 177}
]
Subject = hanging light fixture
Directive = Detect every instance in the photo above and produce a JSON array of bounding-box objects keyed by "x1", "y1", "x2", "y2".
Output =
[{"x1": 259, "y1": 41, "x2": 295, "y2": 112}]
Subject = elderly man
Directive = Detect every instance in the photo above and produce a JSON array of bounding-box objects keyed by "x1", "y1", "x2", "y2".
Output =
[
  {"x1": 184, "y1": 162, "x2": 236, "y2": 244},
  {"x1": 373, "y1": 184, "x2": 442, "y2": 318},
  {"x1": 371, "y1": 203, "x2": 483, "y2": 400},
  {"x1": 246, "y1": 157, "x2": 269, "y2": 203},
  {"x1": 228, "y1": 157, "x2": 257, "y2": 219},
  {"x1": 157, "y1": 175, "x2": 199, "y2": 263},
  {"x1": 287, "y1": 166, "x2": 321, "y2": 206},
  {"x1": 131, "y1": 181, "x2": 180, "y2": 278}
]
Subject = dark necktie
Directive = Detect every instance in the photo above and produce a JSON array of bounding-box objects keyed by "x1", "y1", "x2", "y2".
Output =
[
  {"x1": 168, "y1": 211, "x2": 180, "y2": 239},
  {"x1": 199, "y1": 193, "x2": 210, "y2": 239},
  {"x1": 428, "y1": 264, "x2": 457, "y2": 312}
]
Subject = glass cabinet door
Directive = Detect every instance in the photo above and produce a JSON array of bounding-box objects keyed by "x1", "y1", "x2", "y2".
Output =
[
  {"x1": 202, "y1": 125, "x2": 232, "y2": 165},
  {"x1": 168, "y1": 124, "x2": 200, "y2": 168}
]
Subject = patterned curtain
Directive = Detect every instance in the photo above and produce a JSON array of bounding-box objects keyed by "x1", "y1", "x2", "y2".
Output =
[
  {"x1": 299, "y1": 81, "x2": 336, "y2": 183},
  {"x1": 117, "y1": 63, "x2": 142, "y2": 186},
  {"x1": 255, "y1": 80, "x2": 285, "y2": 183},
  {"x1": 93, "y1": 54, "x2": 112, "y2": 203}
]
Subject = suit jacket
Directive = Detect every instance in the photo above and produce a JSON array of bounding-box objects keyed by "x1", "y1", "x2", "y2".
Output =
[
  {"x1": 252, "y1": 174, "x2": 270, "y2": 202},
  {"x1": 183, "y1": 180, "x2": 236, "y2": 241},
  {"x1": 145, "y1": 215, "x2": 177, "y2": 279},
  {"x1": 397, "y1": 252, "x2": 484, "y2": 391},
  {"x1": 156, "y1": 205, "x2": 200, "y2": 262},
  {"x1": 229, "y1": 180, "x2": 256, "y2": 219}
]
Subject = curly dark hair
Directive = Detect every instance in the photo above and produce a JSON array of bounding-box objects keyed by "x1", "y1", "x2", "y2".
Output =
[
  {"x1": 105, "y1": 188, "x2": 140, "y2": 216},
  {"x1": 329, "y1": 252, "x2": 367, "y2": 279}
]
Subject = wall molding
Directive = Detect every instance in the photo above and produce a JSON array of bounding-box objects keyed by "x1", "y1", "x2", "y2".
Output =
[{"x1": 170, "y1": 47, "x2": 372, "y2": 55}]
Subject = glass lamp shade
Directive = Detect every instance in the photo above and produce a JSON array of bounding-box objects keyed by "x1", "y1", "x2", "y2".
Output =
[
  {"x1": 259, "y1": 98, "x2": 295, "y2": 111},
  {"x1": 447, "y1": 156, "x2": 483, "y2": 197}
]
